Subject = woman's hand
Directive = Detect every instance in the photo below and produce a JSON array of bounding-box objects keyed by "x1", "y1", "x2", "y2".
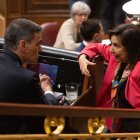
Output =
[{"x1": 78, "y1": 54, "x2": 95, "y2": 77}]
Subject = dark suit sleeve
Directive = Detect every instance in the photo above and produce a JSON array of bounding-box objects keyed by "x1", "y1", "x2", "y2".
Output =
[
  {"x1": 44, "y1": 93, "x2": 58, "y2": 105},
  {"x1": 27, "y1": 73, "x2": 58, "y2": 105}
]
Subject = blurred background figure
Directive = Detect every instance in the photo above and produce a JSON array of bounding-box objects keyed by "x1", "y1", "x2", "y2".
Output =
[
  {"x1": 123, "y1": 0, "x2": 140, "y2": 26},
  {"x1": 53, "y1": 1, "x2": 91, "y2": 51},
  {"x1": 76, "y1": 18, "x2": 104, "y2": 52},
  {"x1": 100, "y1": 0, "x2": 128, "y2": 34}
]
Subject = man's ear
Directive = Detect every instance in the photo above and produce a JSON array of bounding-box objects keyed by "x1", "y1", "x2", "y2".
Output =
[
  {"x1": 18, "y1": 40, "x2": 27, "y2": 53},
  {"x1": 94, "y1": 33, "x2": 99, "y2": 39},
  {"x1": 93, "y1": 33, "x2": 100, "y2": 42}
]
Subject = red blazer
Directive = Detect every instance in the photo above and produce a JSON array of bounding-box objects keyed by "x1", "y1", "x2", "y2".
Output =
[{"x1": 80, "y1": 43, "x2": 140, "y2": 109}]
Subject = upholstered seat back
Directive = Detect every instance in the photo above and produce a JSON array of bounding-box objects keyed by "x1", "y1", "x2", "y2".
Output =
[{"x1": 41, "y1": 22, "x2": 59, "y2": 46}]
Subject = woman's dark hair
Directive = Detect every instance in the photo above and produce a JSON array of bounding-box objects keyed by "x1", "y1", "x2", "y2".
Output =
[
  {"x1": 4, "y1": 18, "x2": 41, "y2": 50},
  {"x1": 109, "y1": 23, "x2": 140, "y2": 65}
]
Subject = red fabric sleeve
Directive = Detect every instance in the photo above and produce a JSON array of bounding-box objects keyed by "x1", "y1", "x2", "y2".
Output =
[{"x1": 79, "y1": 43, "x2": 111, "y2": 62}]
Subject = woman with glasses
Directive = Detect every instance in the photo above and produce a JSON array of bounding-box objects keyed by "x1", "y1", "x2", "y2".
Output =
[{"x1": 54, "y1": 1, "x2": 91, "y2": 51}]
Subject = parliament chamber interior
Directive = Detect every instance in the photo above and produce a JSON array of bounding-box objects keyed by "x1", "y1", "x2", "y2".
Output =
[{"x1": 0, "y1": 0, "x2": 140, "y2": 139}]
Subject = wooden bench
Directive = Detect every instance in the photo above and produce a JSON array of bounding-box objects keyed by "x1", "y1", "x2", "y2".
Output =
[{"x1": 0, "y1": 103, "x2": 140, "y2": 139}]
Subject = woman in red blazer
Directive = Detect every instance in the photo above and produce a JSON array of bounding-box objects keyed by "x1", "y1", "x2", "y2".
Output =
[{"x1": 78, "y1": 23, "x2": 140, "y2": 133}]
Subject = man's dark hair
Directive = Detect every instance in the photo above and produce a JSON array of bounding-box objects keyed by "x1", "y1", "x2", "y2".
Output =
[
  {"x1": 80, "y1": 19, "x2": 101, "y2": 41},
  {"x1": 109, "y1": 23, "x2": 140, "y2": 65},
  {"x1": 4, "y1": 18, "x2": 41, "y2": 50}
]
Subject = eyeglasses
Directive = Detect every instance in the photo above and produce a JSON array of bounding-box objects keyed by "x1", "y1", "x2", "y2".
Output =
[{"x1": 77, "y1": 13, "x2": 88, "y2": 17}]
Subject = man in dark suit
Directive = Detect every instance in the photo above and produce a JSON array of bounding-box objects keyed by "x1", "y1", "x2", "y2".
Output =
[{"x1": 0, "y1": 18, "x2": 58, "y2": 134}]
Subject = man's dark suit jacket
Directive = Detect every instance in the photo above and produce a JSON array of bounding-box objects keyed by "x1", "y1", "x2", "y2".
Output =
[{"x1": 0, "y1": 49, "x2": 57, "y2": 134}]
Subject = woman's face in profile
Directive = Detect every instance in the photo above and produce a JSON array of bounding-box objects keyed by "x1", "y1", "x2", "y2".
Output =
[
  {"x1": 110, "y1": 35, "x2": 128, "y2": 63},
  {"x1": 74, "y1": 13, "x2": 88, "y2": 26}
]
